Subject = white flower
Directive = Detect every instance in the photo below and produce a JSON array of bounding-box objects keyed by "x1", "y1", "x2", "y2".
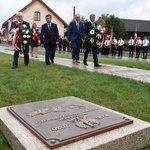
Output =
[
  {"x1": 23, "y1": 40, "x2": 27, "y2": 44},
  {"x1": 90, "y1": 38, "x2": 94, "y2": 43},
  {"x1": 23, "y1": 24, "x2": 27, "y2": 28},
  {"x1": 96, "y1": 34, "x2": 101, "y2": 39},
  {"x1": 97, "y1": 25, "x2": 102, "y2": 30},
  {"x1": 22, "y1": 29, "x2": 25, "y2": 33},
  {"x1": 96, "y1": 41, "x2": 101, "y2": 46},
  {"x1": 25, "y1": 30, "x2": 29, "y2": 34},
  {"x1": 23, "y1": 35, "x2": 27, "y2": 38},
  {"x1": 89, "y1": 29, "x2": 95, "y2": 35},
  {"x1": 26, "y1": 35, "x2": 31, "y2": 38}
]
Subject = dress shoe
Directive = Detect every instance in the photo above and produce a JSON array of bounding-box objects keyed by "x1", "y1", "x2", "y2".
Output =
[
  {"x1": 83, "y1": 61, "x2": 88, "y2": 66},
  {"x1": 76, "y1": 60, "x2": 80, "y2": 63},
  {"x1": 94, "y1": 64, "x2": 101, "y2": 67}
]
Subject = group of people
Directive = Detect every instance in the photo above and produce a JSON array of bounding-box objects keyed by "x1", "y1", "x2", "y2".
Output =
[
  {"x1": 10, "y1": 12, "x2": 149, "y2": 69},
  {"x1": 101, "y1": 37, "x2": 124, "y2": 57},
  {"x1": 10, "y1": 12, "x2": 101, "y2": 69},
  {"x1": 10, "y1": 12, "x2": 59, "y2": 68},
  {"x1": 67, "y1": 14, "x2": 101, "y2": 67},
  {"x1": 101, "y1": 36, "x2": 149, "y2": 59},
  {"x1": 58, "y1": 36, "x2": 69, "y2": 52},
  {"x1": 128, "y1": 36, "x2": 149, "y2": 59}
]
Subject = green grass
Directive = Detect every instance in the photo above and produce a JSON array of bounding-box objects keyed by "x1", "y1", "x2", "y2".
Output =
[{"x1": 0, "y1": 52, "x2": 150, "y2": 149}]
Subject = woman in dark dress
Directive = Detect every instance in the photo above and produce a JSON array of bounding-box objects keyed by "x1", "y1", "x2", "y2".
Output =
[{"x1": 30, "y1": 23, "x2": 39, "y2": 58}]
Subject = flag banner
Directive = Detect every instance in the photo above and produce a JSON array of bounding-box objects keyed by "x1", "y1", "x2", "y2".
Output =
[{"x1": 134, "y1": 26, "x2": 137, "y2": 45}]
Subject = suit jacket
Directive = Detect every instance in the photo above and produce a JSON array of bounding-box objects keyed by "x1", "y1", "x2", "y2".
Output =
[
  {"x1": 67, "y1": 20, "x2": 85, "y2": 42},
  {"x1": 40, "y1": 22, "x2": 59, "y2": 45},
  {"x1": 85, "y1": 21, "x2": 97, "y2": 36},
  {"x1": 10, "y1": 21, "x2": 30, "y2": 31}
]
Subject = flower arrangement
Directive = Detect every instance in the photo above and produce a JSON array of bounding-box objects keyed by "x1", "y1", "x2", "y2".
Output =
[
  {"x1": 20, "y1": 24, "x2": 31, "y2": 44},
  {"x1": 10, "y1": 22, "x2": 31, "y2": 50},
  {"x1": 32, "y1": 30, "x2": 39, "y2": 41},
  {"x1": 87, "y1": 25, "x2": 106, "y2": 47}
]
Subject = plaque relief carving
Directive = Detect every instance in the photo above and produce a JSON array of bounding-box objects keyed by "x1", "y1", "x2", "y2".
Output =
[{"x1": 7, "y1": 96, "x2": 133, "y2": 149}]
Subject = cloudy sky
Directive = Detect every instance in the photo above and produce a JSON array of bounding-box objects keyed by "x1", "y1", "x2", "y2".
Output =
[{"x1": 1, "y1": 0, "x2": 150, "y2": 28}]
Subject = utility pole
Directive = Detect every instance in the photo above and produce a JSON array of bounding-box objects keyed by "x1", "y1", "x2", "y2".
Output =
[{"x1": 73, "y1": 6, "x2": 76, "y2": 20}]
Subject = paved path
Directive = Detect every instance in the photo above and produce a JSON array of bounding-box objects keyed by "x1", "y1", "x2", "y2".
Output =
[{"x1": 0, "y1": 44, "x2": 150, "y2": 83}]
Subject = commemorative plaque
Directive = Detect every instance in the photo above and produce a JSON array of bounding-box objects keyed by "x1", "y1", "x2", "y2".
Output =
[{"x1": 7, "y1": 97, "x2": 133, "y2": 149}]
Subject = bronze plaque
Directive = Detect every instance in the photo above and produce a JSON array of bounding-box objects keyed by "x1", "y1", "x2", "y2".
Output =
[{"x1": 7, "y1": 97, "x2": 133, "y2": 149}]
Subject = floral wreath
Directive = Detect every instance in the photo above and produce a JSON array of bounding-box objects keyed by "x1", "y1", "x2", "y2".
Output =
[
  {"x1": 87, "y1": 25, "x2": 107, "y2": 47},
  {"x1": 10, "y1": 22, "x2": 31, "y2": 50}
]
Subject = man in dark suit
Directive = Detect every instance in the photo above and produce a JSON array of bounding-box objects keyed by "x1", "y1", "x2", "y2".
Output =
[
  {"x1": 67, "y1": 14, "x2": 85, "y2": 63},
  {"x1": 40, "y1": 14, "x2": 59, "y2": 65},
  {"x1": 83, "y1": 14, "x2": 100, "y2": 67},
  {"x1": 10, "y1": 12, "x2": 30, "y2": 69}
]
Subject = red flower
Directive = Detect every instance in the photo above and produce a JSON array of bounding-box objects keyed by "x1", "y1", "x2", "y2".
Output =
[
  {"x1": 11, "y1": 23, "x2": 23, "y2": 50},
  {"x1": 10, "y1": 22, "x2": 31, "y2": 50},
  {"x1": 32, "y1": 31, "x2": 39, "y2": 41}
]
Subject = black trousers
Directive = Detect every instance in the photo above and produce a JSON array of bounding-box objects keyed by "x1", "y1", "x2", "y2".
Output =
[
  {"x1": 129, "y1": 45, "x2": 134, "y2": 57},
  {"x1": 44, "y1": 43, "x2": 56, "y2": 64},
  {"x1": 143, "y1": 46, "x2": 148, "y2": 59},
  {"x1": 136, "y1": 46, "x2": 141, "y2": 58},
  {"x1": 12, "y1": 45, "x2": 29, "y2": 67},
  {"x1": 111, "y1": 45, "x2": 116, "y2": 56},
  {"x1": 84, "y1": 43, "x2": 98, "y2": 64},
  {"x1": 118, "y1": 46, "x2": 123, "y2": 57}
]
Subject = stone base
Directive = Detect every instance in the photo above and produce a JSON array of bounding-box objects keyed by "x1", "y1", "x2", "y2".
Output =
[{"x1": 0, "y1": 97, "x2": 150, "y2": 150}]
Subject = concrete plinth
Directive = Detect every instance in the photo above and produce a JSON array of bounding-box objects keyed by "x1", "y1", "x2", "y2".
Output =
[{"x1": 0, "y1": 97, "x2": 150, "y2": 150}]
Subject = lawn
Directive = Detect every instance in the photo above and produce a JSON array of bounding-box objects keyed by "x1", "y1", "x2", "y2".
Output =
[{"x1": 0, "y1": 52, "x2": 149, "y2": 150}]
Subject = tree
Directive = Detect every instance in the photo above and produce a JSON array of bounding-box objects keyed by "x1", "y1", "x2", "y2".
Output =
[
  {"x1": 98, "y1": 14, "x2": 127, "y2": 39},
  {"x1": 80, "y1": 16, "x2": 88, "y2": 23}
]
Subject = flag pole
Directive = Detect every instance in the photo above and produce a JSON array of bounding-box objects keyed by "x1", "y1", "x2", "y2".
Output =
[
  {"x1": 134, "y1": 25, "x2": 138, "y2": 55},
  {"x1": 109, "y1": 28, "x2": 113, "y2": 55}
]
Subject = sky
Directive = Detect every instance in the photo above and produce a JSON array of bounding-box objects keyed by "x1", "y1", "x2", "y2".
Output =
[{"x1": 1, "y1": 0, "x2": 150, "y2": 28}]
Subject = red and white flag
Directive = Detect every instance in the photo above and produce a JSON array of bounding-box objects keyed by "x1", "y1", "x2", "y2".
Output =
[{"x1": 134, "y1": 26, "x2": 137, "y2": 45}]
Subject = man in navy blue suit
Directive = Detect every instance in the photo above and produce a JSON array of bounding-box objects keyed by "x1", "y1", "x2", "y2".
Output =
[
  {"x1": 83, "y1": 14, "x2": 100, "y2": 67},
  {"x1": 67, "y1": 14, "x2": 85, "y2": 63},
  {"x1": 10, "y1": 12, "x2": 30, "y2": 69},
  {"x1": 40, "y1": 14, "x2": 59, "y2": 65}
]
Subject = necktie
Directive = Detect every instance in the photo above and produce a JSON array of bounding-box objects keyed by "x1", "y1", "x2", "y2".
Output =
[
  {"x1": 48, "y1": 23, "x2": 50, "y2": 30},
  {"x1": 92, "y1": 22, "x2": 95, "y2": 28},
  {"x1": 76, "y1": 21, "x2": 79, "y2": 29}
]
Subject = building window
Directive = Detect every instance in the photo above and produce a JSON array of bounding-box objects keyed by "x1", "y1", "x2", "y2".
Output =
[{"x1": 34, "y1": 12, "x2": 40, "y2": 21}]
